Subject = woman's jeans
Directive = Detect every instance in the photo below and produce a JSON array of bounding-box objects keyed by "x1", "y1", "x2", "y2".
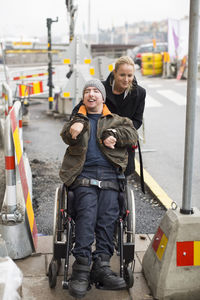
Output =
[{"x1": 72, "y1": 166, "x2": 119, "y2": 263}]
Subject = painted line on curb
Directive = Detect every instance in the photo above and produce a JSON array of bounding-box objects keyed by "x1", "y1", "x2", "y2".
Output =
[{"x1": 135, "y1": 159, "x2": 174, "y2": 210}]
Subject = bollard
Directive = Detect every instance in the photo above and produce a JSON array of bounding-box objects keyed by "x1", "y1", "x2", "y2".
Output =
[{"x1": 3, "y1": 115, "x2": 17, "y2": 213}]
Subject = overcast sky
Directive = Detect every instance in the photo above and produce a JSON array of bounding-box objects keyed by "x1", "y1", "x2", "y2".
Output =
[{"x1": 0, "y1": 0, "x2": 190, "y2": 41}]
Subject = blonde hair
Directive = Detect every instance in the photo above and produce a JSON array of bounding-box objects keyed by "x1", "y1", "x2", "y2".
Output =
[{"x1": 114, "y1": 56, "x2": 135, "y2": 73}]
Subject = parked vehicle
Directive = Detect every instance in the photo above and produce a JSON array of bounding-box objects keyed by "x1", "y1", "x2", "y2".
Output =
[{"x1": 127, "y1": 42, "x2": 168, "y2": 68}]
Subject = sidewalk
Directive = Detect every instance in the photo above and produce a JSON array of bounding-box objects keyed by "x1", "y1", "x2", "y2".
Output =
[{"x1": 14, "y1": 234, "x2": 154, "y2": 300}]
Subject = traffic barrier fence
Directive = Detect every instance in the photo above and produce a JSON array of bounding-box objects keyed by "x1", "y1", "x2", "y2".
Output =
[{"x1": 0, "y1": 83, "x2": 37, "y2": 258}]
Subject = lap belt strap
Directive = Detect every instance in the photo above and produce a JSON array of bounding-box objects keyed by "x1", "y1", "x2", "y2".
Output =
[{"x1": 70, "y1": 178, "x2": 119, "y2": 191}]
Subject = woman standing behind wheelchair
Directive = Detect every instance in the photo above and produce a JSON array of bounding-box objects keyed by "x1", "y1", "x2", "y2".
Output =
[
  {"x1": 71, "y1": 56, "x2": 146, "y2": 177},
  {"x1": 103, "y1": 55, "x2": 146, "y2": 176}
]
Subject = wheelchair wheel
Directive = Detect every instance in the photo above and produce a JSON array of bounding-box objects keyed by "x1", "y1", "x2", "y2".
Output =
[
  {"x1": 124, "y1": 266, "x2": 134, "y2": 288},
  {"x1": 52, "y1": 185, "x2": 65, "y2": 244},
  {"x1": 125, "y1": 182, "x2": 135, "y2": 244},
  {"x1": 122, "y1": 182, "x2": 135, "y2": 286},
  {"x1": 49, "y1": 185, "x2": 65, "y2": 285},
  {"x1": 48, "y1": 259, "x2": 58, "y2": 288},
  {"x1": 57, "y1": 184, "x2": 66, "y2": 241}
]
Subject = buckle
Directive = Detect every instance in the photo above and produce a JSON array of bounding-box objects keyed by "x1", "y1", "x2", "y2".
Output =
[{"x1": 90, "y1": 179, "x2": 102, "y2": 188}]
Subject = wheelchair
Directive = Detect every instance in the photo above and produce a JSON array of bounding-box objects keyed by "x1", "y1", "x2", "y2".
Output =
[{"x1": 48, "y1": 179, "x2": 136, "y2": 291}]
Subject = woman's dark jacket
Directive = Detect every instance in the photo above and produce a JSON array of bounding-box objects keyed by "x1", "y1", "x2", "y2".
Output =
[{"x1": 71, "y1": 72, "x2": 146, "y2": 176}]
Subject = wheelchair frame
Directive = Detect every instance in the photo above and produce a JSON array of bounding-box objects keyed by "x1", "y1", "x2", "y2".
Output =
[{"x1": 48, "y1": 181, "x2": 136, "y2": 290}]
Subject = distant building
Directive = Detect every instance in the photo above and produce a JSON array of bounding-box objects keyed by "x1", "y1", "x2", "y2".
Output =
[{"x1": 94, "y1": 20, "x2": 168, "y2": 45}]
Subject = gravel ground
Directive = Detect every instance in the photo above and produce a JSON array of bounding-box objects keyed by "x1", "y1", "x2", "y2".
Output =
[{"x1": 0, "y1": 100, "x2": 166, "y2": 236}]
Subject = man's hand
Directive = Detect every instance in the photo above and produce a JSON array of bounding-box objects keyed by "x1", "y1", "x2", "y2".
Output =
[
  {"x1": 69, "y1": 122, "x2": 84, "y2": 139},
  {"x1": 103, "y1": 136, "x2": 117, "y2": 149}
]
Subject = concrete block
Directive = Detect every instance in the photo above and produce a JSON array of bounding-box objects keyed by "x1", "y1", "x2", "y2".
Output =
[
  {"x1": 142, "y1": 208, "x2": 200, "y2": 300},
  {"x1": 0, "y1": 222, "x2": 33, "y2": 259}
]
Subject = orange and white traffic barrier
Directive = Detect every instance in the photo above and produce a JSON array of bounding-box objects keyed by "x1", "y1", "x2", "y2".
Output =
[
  {"x1": 10, "y1": 101, "x2": 37, "y2": 250},
  {"x1": 0, "y1": 100, "x2": 38, "y2": 258},
  {"x1": 18, "y1": 81, "x2": 44, "y2": 97},
  {"x1": 13, "y1": 71, "x2": 49, "y2": 81}
]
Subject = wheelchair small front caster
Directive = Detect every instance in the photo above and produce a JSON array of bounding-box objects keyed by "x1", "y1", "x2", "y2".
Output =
[
  {"x1": 124, "y1": 266, "x2": 134, "y2": 288},
  {"x1": 62, "y1": 280, "x2": 69, "y2": 289},
  {"x1": 48, "y1": 260, "x2": 58, "y2": 288}
]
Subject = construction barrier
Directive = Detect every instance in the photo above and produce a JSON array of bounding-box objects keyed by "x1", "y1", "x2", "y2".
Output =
[
  {"x1": 57, "y1": 36, "x2": 93, "y2": 115},
  {"x1": 0, "y1": 89, "x2": 37, "y2": 258},
  {"x1": 6, "y1": 66, "x2": 51, "y2": 98},
  {"x1": 141, "y1": 53, "x2": 163, "y2": 76},
  {"x1": 90, "y1": 56, "x2": 114, "y2": 81},
  {"x1": 177, "y1": 56, "x2": 187, "y2": 80},
  {"x1": 57, "y1": 36, "x2": 115, "y2": 116},
  {"x1": 1, "y1": 82, "x2": 13, "y2": 116},
  {"x1": 18, "y1": 81, "x2": 44, "y2": 97}
]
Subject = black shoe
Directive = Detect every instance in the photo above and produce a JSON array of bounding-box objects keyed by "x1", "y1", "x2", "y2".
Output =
[
  {"x1": 90, "y1": 254, "x2": 126, "y2": 290},
  {"x1": 68, "y1": 257, "x2": 90, "y2": 298}
]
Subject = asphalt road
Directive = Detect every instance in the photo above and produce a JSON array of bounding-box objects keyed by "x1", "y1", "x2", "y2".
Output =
[{"x1": 135, "y1": 70, "x2": 200, "y2": 209}]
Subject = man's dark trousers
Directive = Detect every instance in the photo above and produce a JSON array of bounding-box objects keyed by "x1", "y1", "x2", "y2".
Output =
[{"x1": 72, "y1": 166, "x2": 119, "y2": 263}]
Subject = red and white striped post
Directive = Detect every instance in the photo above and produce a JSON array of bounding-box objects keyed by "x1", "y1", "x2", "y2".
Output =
[{"x1": 4, "y1": 115, "x2": 17, "y2": 210}]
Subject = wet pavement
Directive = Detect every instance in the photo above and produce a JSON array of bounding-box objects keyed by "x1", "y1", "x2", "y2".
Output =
[{"x1": 15, "y1": 234, "x2": 154, "y2": 300}]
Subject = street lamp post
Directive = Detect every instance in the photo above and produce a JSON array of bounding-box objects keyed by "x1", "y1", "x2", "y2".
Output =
[{"x1": 46, "y1": 17, "x2": 58, "y2": 110}]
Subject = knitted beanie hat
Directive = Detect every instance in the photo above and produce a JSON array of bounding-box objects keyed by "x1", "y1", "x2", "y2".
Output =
[{"x1": 83, "y1": 79, "x2": 106, "y2": 102}]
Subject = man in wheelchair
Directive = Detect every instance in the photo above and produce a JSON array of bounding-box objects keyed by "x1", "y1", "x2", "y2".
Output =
[{"x1": 59, "y1": 79, "x2": 138, "y2": 298}]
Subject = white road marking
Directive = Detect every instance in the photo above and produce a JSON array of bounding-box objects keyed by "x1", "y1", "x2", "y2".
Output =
[
  {"x1": 146, "y1": 95, "x2": 162, "y2": 108},
  {"x1": 147, "y1": 84, "x2": 162, "y2": 88},
  {"x1": 157, "y1": 89, "x2": 186, "y2": 106}
]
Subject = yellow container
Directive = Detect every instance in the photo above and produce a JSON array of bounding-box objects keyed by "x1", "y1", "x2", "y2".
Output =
[
  {"x1": 142, "y1": 61, "x2": 163, "y2": 70},
  {"x1": 142, "y1": 67, "x2": 163, "y2": 76},
  {"x1": 141, "y1": 52, "x2": 163, "y2": 63}
]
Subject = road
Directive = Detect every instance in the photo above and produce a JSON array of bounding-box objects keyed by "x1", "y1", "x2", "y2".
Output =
[{"x1": 135, "y1": 70, "x2": 200, "y2": 209}]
